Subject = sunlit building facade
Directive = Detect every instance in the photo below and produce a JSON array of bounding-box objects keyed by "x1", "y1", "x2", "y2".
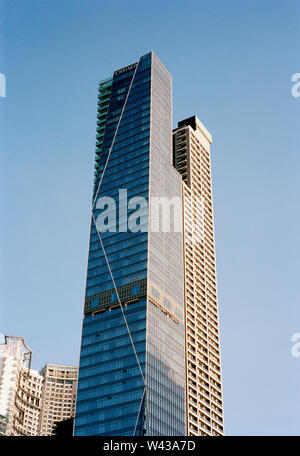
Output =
[
  {"x1": 38, "y1": 364, "x2": 78, "y2": 435},
  {"x1": 173, "y1": 116, "x2": 224, "y2": 435},
  {"x1": 0, "y1": 336, "x2": 42, "y2": 436}
]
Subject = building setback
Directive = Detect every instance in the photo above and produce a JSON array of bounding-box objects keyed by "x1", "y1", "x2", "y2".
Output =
[{"x1": 74, "y1": 51, "x2": 224, "y2": 436}]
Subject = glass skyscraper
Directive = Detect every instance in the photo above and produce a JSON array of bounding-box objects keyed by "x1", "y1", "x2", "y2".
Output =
[
  {"x1": 74, "y1": 51, "x2": 224, "y2": 436},
  {"x1": 74, "y1": 52, "x2": 185, "y2": 436}
]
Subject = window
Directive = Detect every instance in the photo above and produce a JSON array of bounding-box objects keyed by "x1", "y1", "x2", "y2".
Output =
[
  {"x1": 131, "y1": 285, "x2": 140, "y2": 296},
  {"x1": 164, "y1": 297, "x2": 171, "y2": 309},
  {"x1": 111, "y1": 293, "x2": 118, "y2": 302},
  {"x1": 151, "y1": 287, "x2": 160, "y2": 299},
  {"x1": 90, "y1": 297, "x2": 99, "y2": 308}
]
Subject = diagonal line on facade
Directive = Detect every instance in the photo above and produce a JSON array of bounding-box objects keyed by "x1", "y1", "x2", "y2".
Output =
[
  {"x1": 91, "y1": 212, "x2": 146, "y2": 386},
  {"x1": 90, "y1": 60, "x2": 149, "y2": 433},
  {"x1": 91, "y1": 63, "x2": 138, "y2": 213},
  {"x1": 133, "y1": 386, "x2": 146, "y2": 436}
]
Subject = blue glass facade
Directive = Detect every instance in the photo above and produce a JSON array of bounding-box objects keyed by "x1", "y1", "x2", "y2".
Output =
[
  {"x1": 146, "y1": 54, "x2": 185, "y2": 435},
  {"x1": 74, "y1": 52, "x2": 185, "y2": 436}
]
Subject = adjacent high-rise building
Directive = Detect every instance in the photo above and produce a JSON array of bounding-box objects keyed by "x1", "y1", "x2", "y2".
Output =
[
  {"x1": 0, "y1": 337, "x2": 78, "y2": 436},
  {"x1": 0, "y1": 336, "x2": 42, "y2": 436},
  {"x1": 38, "y1": 364, "x2": 78, "y2": 436},
  {"x1": 173, "y1": 116, "x2": 224, "y2": 435},
  {"x1": 74, "y1": 51, "x2": 224, "y2": 436}
]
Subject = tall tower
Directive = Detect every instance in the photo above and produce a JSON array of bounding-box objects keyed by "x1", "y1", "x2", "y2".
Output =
[
  {"x1": 74, "y1": 52, "x2": 186, "y2": 436},
  {"x1": 173, "y1": 116, "x2": 224, "y2": 435}
]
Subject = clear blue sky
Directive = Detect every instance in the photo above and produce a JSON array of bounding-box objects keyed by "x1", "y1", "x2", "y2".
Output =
[{"x1": 1, "y1": 0, "x2": 299, "y2": 436}]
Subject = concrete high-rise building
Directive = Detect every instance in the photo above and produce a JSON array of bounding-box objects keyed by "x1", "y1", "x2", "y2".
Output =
[
  {"x1": 173, "y1": 116, "x2": 224, "y2": 436},
  {"x1": 0, "y1": 337, "x2": 78, "y2": 436},
  {"x1": 0, "y1": 336, "x2": 42, "y2": 436},
  {"x1": 74, "y1": 52, "x2": 224, "y2": 436},
  {"x1": 38, "y1": 364, "x2": 78, "y2": 436}
]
